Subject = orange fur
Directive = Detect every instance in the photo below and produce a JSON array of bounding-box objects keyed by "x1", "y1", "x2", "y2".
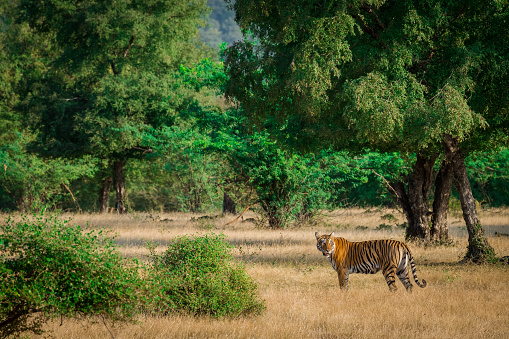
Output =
[{"x1": 315, "y1": 232, "x2": 427, "y2": 291}]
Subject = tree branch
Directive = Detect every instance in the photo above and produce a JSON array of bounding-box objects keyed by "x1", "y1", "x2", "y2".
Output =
[
  {"x1": 62, "y1": 182, "x2": 81, "y2": 212},
  {"x1": 370, "y1": 169, "x2": 401, "y2": 200},
  {"x1": 360, "y1": 4, "x2": 385, "y2": 31},
  {"x1": 0, "y1": 307, "x2": 44, "y2": 331},
  {"x1": 111, "y1": 62, "x2": 118, "y2": 75},
  {"x1": 123, "y1": 36, "x2": 135, "y2": 58},
  {"x1": 347, "y1": 3, "x2": 387, "y2": 48}
]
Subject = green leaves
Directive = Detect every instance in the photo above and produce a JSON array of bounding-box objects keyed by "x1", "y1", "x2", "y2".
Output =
[
  {"x1": 0, "y1": 214, "x2": 140, "y2": 337},
  {"x1": 179, "y1": 58, "x2": 228, "y2": 92},
  {"x1": 0, "y1": 135, "x2": 98, "y2": 212},
  {"x1": 205, "y1": 109, "x2": 342, "y2": 227},
  {"x1": 18, "y1": 0, "x2": 209, "y2": 74},
  {"x1": 224, "y1": 0, "x2": 509, "y2": 154},
  {"x1": 145, "y1": 232, "x2": 265, "y2": 317},
  {"x1": 14, "y1": 0, "x2": 214, "y2": 160},
  {"x1": 343, "y1": 72, "x2": 411, "y2": 145}
]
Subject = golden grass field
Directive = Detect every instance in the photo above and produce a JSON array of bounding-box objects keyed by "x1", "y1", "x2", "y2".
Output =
[{"x1": 26, "y1": 208, "x2": 509, "y2": 338}]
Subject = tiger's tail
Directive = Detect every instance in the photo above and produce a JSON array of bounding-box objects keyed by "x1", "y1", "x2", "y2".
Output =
[{"x1": 406, "y1": 246, "x2": 427, "y2": 288}]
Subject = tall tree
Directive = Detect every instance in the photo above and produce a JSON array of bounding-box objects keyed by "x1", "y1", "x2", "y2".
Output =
[
  {"x1": 16, "y1": 0, "x2": 211, "y2": 212},
  {"x1": 224, "y1": 0, "x2": 508, "y2": 261}
]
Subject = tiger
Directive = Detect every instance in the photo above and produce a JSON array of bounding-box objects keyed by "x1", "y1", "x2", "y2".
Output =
[{"x1": 315, "y1": 232, "x2": 427, "y2": 292}]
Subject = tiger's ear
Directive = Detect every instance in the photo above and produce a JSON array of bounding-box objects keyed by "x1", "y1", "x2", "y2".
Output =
[
  {"x1": 330, "y1": 232, "x2": 335, "y2": 238},
  {"x1": 315, "y1": 232, "x2": 320, "y2": 239}
]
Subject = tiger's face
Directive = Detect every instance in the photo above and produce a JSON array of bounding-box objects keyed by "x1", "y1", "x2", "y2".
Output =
[{"x1": 315, "y1": 232, "x2": 335, "y2": 257}]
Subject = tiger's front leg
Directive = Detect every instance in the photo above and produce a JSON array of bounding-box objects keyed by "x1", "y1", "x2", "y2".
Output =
[
  {"x1": 382, "y1": 264, "x2": 398, "y2": 292},
  {"x1": 337, "y1": 268, "x2": 349, "y2": 291}
]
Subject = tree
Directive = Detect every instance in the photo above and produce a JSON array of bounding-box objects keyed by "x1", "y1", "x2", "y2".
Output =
[
  {"x1": 0, "y1": 138, "x2": 97, "y2": 212},
  {"x1": 202, "y1": 108, "x2": 341, "y2": 228},
  {"x1": 224, "y1": 0, "x2": 508, "y2": 260},
  {"x1": 466, "y1": 149, "x2": 509, "y2": 207},
  {"x1": 1, "y1": 0, "x2": 95, "y2": 212},
  {"x1": 15, "y1": 0, "x2": 212, "y2": 213}
]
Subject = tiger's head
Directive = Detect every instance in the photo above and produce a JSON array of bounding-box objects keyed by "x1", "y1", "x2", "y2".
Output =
[{"x1": 315, "y1": 232, "x2": 335, "y2": 257}]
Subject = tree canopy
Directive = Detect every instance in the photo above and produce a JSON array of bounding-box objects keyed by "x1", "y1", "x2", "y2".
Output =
[
  {"x1": 18, "y1": 0, "x2": 211, "y2": 157},
  {"x1": 224, "y1": 0, "x2": 509, "y2": 152},
  {"x1": 0, "y1": 0, "x2": 508, "y2": 241}
]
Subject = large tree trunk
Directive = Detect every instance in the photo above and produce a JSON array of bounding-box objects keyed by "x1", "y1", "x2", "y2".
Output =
[
  {"x1": 222, "y1": 192, "x2": 236, "y2": 214},
  {"x1": 393, "y1": 153, "x2": 437, "y2": 241},
  {"x1": 443, "y1": 135, "x2": 495, "y2": 262},
  {"x1": 113, "y1": 160, "x2": 127, "y2": 214},
  {"x1": 430, "y1": 160, "x2": 454, "y2": 243},
  {"x1": 99, "y1": 177, "x2": 113, "y2": 213}
]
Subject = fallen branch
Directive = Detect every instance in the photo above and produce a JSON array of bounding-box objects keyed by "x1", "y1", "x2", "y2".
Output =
[{"x1": 224, "y1": 203, "x2": 256, "y2": 226}]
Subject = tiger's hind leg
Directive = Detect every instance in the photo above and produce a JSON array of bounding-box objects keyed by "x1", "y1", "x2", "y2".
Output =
[
  {"x1": 382, "y1": 264, "x2": 398, "y2": 292},
  {"x1": 396, "y1": 265, "x2": 413, "y2": 292}
]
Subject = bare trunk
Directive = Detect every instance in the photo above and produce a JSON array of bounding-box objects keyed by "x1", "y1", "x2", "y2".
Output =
[
  {"x1": 430, "y1": 160, "x2": 453, "y2": 242},
  {"x1": 113, "y1": 160, "x2": 127, "y2": 214},
  {"x1": 99, "y1": 177, "x2": 113, "y2": 213},
  {"x1": 400, "y1": 154, "x2": 437, "y2": 241},
  {"x1": 222, "y1": 192, "x2": 236, "y2": 214},
  {"x1": 443, "y1": 135, "x2": 495, "y2": 262}
]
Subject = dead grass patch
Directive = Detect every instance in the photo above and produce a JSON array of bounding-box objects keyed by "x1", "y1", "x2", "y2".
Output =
[{"x1": 10, "y1": 208, "x2": 508, "y2": 338}]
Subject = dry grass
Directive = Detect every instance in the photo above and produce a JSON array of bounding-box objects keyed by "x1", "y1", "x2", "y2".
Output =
[{"x1": 17, "y1": 208, "x2": 509, "y2": 338}]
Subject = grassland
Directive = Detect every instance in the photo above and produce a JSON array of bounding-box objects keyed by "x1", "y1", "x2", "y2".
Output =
[{"x1": 27, "y1": 208, "x2": 509, "y2": 338}]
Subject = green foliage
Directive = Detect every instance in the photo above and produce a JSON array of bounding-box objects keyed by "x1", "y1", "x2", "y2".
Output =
[
  {"x1": 8, "y1": 0, "x2": 218, "y2": 212},
  {"x1": 0, "y1": 0, "x2": 56, "y2": 148},
  {"x1": 140, "y1": 126, "x2": 226, "y2": 212},
  {"x1": 466, "y1": 149, "x2": 509, "y2": 207},
  {"x1": 330, "y1": 152, "x2": 413, "y2": 207},
  {"x1": 179, "y1": 57, "x2": 228, "y2": 93},
  {"x1": 207, "y1": 109, "x2": 341, "y2": 228},
  {"x1": 0, "y1": 214, "x2": 140, "y2": 337},
  {"x1": 16, "y1": 0, "x2": 213, "y2": 159},
  {"x1": 2, "y1": 0, "x2": 509, "y2": 216},
  {"x1": 17, "y1": 0, "x2": 210, "y2": 75},
  {"x1": 144, "y1": 233, "x2": 265, "y2": 317},
  {"x1": 0, "y1": 136, "x2": 98, "y2": 212},
  {"x1": 224, "y1": 0, "x2": 509, "y2": 153}
]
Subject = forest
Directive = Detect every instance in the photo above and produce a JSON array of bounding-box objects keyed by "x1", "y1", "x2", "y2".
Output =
[
  {"x1": 1, "y1": 0, "x2": 509, "y2": 337},
  {"x1": 1, "y1": 0, "x2": 508, "y2": 251}
]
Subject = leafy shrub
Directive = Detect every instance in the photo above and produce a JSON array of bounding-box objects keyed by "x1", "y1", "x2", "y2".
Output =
[
  {"x1": 144, "y1": 232, "x2": 265, "y2": 317},
  {"x1": 0, "y1": 214, "x2": 139, "y2": 337},
  {"x1": 376, "y1": 223, "x2": 393, "y2": 231}
]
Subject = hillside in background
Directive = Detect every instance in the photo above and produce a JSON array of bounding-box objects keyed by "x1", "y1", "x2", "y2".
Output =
[{"x1": 201, "y1": 0, "x2": 243, "y2": 47}]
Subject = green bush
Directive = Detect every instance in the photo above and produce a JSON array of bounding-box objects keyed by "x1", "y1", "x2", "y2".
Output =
[
  {"x1": 0, "y1": 214, "x2": 139, "y2": 337},
  {"x1": 144, "y1": 232, "x2": 265, "y2": 317}
]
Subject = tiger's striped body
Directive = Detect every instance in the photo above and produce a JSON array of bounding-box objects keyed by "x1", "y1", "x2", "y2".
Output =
[{"x1": 315, "y1": 232, "x2": 427, "y2": 292}]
